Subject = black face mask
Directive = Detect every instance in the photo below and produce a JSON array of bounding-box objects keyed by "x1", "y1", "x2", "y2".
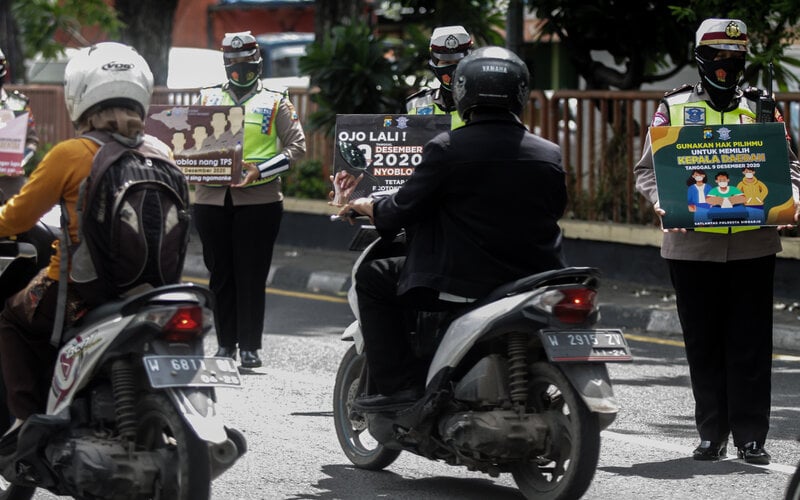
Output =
[
  {"x1": 700, "y1": 57, "x2": 745, "y2": 91},
  {"x1": 429, "y1": 61, "x2": 457, "y2": 91},
  {"x1": 226, "y1": 61, "x2": 261, "y2": 87}
]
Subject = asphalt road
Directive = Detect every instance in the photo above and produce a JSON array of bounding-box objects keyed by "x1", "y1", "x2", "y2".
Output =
[
  {"x1": 28, "y1": 284, "x2": 800, "y2": 500},
  {"x1": 215, "y1": 287, "x2": 800, "y2": 500}
]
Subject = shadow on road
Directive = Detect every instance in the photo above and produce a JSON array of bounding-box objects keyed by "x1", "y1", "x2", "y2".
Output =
[
  {"x1": 599, "y1": 457, "x2": 771, "y2": 480},
  {"x1": 284, "y1": 463, "x2": 523, "y2": 499}
]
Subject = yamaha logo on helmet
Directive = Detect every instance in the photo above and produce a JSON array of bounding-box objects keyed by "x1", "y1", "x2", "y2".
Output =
[{"x1": 482, "y1": 64, "x2": 508, "y2": 73}]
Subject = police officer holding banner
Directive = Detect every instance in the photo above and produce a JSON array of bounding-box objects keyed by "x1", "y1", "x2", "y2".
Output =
[
  {"x1": 193, "y1": 31, "x2": 306, "y2": 369},
  {"x1": 634, "y1": 18, "x2": 800, "y2": 465}
]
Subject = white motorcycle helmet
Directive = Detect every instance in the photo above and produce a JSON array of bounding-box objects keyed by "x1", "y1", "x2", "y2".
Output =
[{"x1": 64, "y1": 42, "x2": 154, "y2": 123}]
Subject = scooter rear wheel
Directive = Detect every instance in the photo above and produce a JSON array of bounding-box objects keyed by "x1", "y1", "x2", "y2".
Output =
[
  {"x1": 136, "y1": 393, "x2": 212, "y2": 500},
  {"x1": 333, "y1": 345, "x2": 401, "y2": 470},
  {"x1": 510, "y1": 362, "x2": 600, "y2": 500}
]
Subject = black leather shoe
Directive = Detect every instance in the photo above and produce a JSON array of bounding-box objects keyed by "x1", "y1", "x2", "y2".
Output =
[
  {"x1": 215, "y1": 346, "x2": 236, "y2": 360},
  {"x1": 240, "y1": 350, "x2": 262, "y2": 368},
  {"x1": 737, "y1": 442, "x2": 770, "y2": 465},
  {"x1": 692, "y1": 440, "x2": 728, "y2": 461},
  {"x1": 351, "y1": 387, "x2": 423, "y2": 412}
]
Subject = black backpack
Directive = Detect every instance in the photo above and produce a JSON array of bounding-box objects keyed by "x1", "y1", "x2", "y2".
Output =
[{"x1": 63, "y1": 130, "x2": 191, "y2": 303}]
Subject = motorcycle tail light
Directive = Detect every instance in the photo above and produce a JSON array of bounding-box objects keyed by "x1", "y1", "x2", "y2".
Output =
[
  {"x1": 553, "y1": 288, "x2": 597, "y2": 324},
  {"x1": 161, "y1": 305, "x2": 204, "y2": 342}
]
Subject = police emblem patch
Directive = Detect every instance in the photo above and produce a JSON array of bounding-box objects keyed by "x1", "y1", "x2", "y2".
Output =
[{"x1": 684, "y1": 107, "x2": 706, "y2": 125}]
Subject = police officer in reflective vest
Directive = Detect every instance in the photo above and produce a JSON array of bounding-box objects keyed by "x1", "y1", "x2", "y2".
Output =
[
  {"x1": 0, "y1": 48, "x2": 39, "y2": 198},
  {"x1": 634, "y1": 18, "x2": 800, "y2": 465},
  {"x1": 194, "y1": 31, "x2": 306, "y2": 369},
  {"x1": 405, "y1": 25, "x2": 472, "y2": 129}
]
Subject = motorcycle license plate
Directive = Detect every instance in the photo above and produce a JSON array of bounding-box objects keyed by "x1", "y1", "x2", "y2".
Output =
[
  {"x1": 539, "y1": 329, "x2": 632, "y2": 362},
  {"x1": 143, "y1": 356, "x2": 242, "y2": 388}
]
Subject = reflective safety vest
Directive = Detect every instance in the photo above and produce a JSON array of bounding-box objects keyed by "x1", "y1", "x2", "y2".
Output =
[
  {"x1": 665, "y1": 92, "x2": 759, "y2": 234},
  {"x1": 199, "y1": 86, "x2": 285, "y2": 186},
  {"x1": 406, "y1": 89, "x2": 465, "y2": 129}
]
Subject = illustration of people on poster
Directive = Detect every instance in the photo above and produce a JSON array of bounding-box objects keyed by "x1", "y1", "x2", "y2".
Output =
[
  {"x1": 650, "y1": 122, "x2": 795, "y2": 229},
  {"x1": 0, "y1": 112, "x2": 29, "y2": 176},
  {"x1": 330, "y1": 114, "x2": 452, "y2": 206},
  {"x1": 145, "y1": 105, "x2": 244, "y2": 184}
]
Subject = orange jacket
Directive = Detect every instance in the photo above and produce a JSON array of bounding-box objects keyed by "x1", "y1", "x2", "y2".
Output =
[{"x1": 0, "y1": 137, "x2": 100, "y2": 280}]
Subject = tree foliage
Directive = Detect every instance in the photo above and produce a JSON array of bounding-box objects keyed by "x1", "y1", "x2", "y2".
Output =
[
  {"x1": 5, "y1": 0, "x2": 177, "y2": 85},
  {"x1": 300, "y1": 21, "x2": 403, "y2": 135},
  {"x1": 11, "y1": 0, "x2": 120, "y2": 59},
  {"x1": 530, "y1": 0, "x2": 800, "y2": 91},
  {"x1": 115, "y1": 0, "x2": 179, "y2": 86},
  {"x1": 1, "y1": 0, "x2": 119, "y2": 83},
  {"x1": 670, "y1": 1, "x2": 800, "y2": 91},
  {"x1": 301, "y1": 0, "x2": 507, "y2": 135}
]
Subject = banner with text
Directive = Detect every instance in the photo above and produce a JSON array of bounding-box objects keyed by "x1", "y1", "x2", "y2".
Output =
[
  {"x1": 651, "y1": 122, "x2": 795, "y2": 229},
  {"x1": 331, "y1": 114, "x2": 452, "y2": 204},
  {"x1": 0, "y1": 112, "x2": 29, "y2": 176},
  {"x1": 145, "y1": 105, "x2": 244, "y2": 184}
]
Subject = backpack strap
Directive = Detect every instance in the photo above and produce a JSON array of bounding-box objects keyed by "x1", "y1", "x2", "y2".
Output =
[
  {"x1": 50, "y1": 131, "x2": 120, "y2": 345},
  {"x1": 50, "y1": 198, "x2": 71, "y2": 346}
]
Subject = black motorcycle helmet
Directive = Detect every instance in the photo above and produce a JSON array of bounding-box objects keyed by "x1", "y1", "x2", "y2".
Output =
[
  {"x1": 694, "y1": 19, "x2": 748, "y2": 107},
  {"x1": 452, "y1": 46, "x2": 530, "y2": 122}
]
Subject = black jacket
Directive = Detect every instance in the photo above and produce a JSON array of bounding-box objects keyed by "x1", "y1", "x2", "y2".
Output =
[{"x1": 373, "y1": 111, "x2": 567, "y2": 299}]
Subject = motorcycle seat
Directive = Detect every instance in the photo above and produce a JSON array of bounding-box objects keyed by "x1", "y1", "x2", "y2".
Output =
[{"x1": 471, "y1": 266, "x2": 600, "y2": 309}]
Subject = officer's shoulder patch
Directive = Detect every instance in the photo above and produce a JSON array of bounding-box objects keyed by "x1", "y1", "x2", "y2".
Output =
[{"x1": 663, "y1": 84, "x2": 693, "y2": 98}]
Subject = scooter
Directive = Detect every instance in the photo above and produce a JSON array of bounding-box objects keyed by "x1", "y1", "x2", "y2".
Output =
[
  {"x1": 0, "y1": 209, "x2": 246, "y2": 500},
  {"x1": 332, "y1": 223, "x2": 632, "y2": 500}
]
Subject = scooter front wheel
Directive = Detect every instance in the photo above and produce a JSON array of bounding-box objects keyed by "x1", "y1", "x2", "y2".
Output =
[
  {"x1": 333, "y1": 344, "x2": 401, "y2": 470},
  {"x1": 510, "y1": 362, "x2": 601, "y2": 500}
]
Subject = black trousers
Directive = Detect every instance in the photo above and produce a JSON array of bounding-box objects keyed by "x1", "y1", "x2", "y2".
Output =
[
  {"x1": 194, "y1": 193, "x2": 282, "y2": 351},
  {"x1": 667, "y1": 255, "x2": 774, "y2": 447},
  {"x1": 355, "y1": 256, "x2": 463, "y2": 395}
]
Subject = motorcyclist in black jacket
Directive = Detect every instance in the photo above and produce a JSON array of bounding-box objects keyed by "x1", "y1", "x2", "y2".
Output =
[{"x1": 339, "y1": 46, "x2": 568, "y2": 410}]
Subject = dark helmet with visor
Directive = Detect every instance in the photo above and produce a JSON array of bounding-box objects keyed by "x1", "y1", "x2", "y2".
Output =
[
  {"x1": 452, "y1": 46, "x2": 530, "y2": 122},
  {"x1": 222, "y1": 31, "x2": 262, "y2": 88},
  {"x1": 428, "y1": 26, "x2": 473, "y2": 91}
]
